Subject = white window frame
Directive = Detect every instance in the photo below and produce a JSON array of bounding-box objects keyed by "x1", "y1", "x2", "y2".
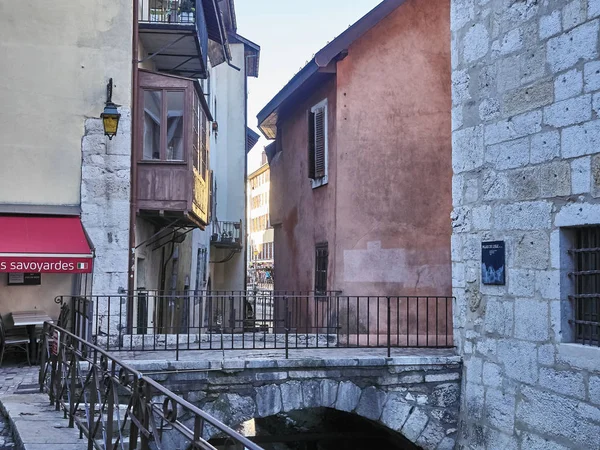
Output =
[{"x1": 310, "y1": 98, "x2": 329, "y2": 189}]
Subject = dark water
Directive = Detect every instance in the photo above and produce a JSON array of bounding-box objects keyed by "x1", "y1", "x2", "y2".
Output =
[{"x1": 248, "y1": 409, "x2": 420, "y2": 450}]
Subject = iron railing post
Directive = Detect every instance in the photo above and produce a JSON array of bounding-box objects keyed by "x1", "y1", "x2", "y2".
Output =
[
  {"x1": 387, "y1": 296, "x2": 391, "y2": 358},
  {"x1": 284, "y1": 296, "x2": 289, "y2": 359},
  {"x1": 176, "y1": 311, "x2": 180, "y2": 361},
  {"x1": 69, "y1": 351, "x2": 76, "y2": 428},
  {"x1": 39, "y1": 322, "x2": 48, "y2": 391},
  {"x1": 140, "y1": 380, "x2": 150, "y2": 450},
  {"x1": 129, "y1": 378, "x2": 140, "y2": 450},
  {"x1": 87, "y1": 350, "x2": 96, "y2": 450},
  {"x1": 106, "y1": 362, "x2": 115, "y2": 449}
]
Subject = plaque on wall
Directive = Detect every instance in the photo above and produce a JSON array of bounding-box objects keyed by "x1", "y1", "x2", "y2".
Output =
[
  {"x1": 481, "y1": 241, "x2": 505, "y2": 285},
  {"x1": 7, "y1": 273, "x2": 41, "y2": 286}
]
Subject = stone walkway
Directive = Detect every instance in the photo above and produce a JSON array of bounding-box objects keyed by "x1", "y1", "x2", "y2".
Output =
[
  {"x1": 0, "y1": 360, "x2": 86, "y2": 450},
  {"x1": 113, "y1": 346, "x2": 457, "y2": 364}
]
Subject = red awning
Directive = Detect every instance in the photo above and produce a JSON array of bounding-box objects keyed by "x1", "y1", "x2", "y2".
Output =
[{"x1": 0, "y1": 216, "x2": 94, "y2": 273}]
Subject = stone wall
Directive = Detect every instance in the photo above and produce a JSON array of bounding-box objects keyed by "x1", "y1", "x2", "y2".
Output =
[
  {"x1": 81, "y1": 113, "x2": 131, "y2": 332},
  {"x1": 451, "y1": 0, "x2": 600, "y2": 448},
  {"x1": 132, "y1": 355, "x2": 461, "y2": 449}
]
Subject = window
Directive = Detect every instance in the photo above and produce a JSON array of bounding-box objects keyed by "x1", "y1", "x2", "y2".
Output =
[
  {"x1": 569, "y1": 227, "x2": 600, "y2": 346},
  {"x1": 191, "y1": 92, "x2": 208, "y2": 179},
  {"x1": 315, "y1": 243, "x2": 328, "y2": 293},
  {"x1": 142, "y1": 88, "x2": 186, "y2": 162},
  {"x1": 166, "y1": 91, "x2": 184, "y2": 161},
  {"x1": 194, "y1": 246, "x2": 207, "y2": 291},
  {"x1": 143, "y1": 90, "x2": 162, "y2": 160},
  {"x1": 308, "y1": 99, "x2": 328, "y2": 188}
]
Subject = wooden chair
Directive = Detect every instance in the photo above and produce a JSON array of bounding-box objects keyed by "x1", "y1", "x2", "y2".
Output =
[{"x1": 0, "y1": 314, "x2": 30, "y2": 367}]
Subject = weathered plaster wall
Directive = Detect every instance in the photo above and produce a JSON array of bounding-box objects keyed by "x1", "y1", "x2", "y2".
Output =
[
  {"x1": 0, "y1": 0, "x2": 133, "y2": 207},
  {"x1": 0, "y1": 1, "x2": 132, "y2": 309},
  {"x1": 334, "y1": 0, "x2": 452, "y2": 297},
  {"x1": 451, "y1": 0, "x2": 600, "y2": 448},
  {"x1": 269, "y1": 78, "x2": 338, "y2": 293},
  {"x1": 209, "y1": 44, "x2": 248, "y2": 292},
  {"x1": 270, "y1": 0, "x2": 451, "y2": 298}
]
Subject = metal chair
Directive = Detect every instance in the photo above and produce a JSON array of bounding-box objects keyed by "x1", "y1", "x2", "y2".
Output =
[{"x1": 0, "y1": 314, "x2": 31, "y2": 367}]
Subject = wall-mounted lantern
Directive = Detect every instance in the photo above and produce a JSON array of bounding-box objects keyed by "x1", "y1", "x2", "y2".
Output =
[{"x1": 101, "y1": 78, "x2": 121, "y2": 140}]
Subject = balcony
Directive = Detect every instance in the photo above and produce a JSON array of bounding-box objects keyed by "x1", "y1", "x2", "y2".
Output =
[
  {"x1": 211, "y1": 221, "x2": 243, "y2": 249},
  {"x1": 136, "y1": 70, "x2": 211, "y2": 228},
  {"x1": 138, "y1": 0, "x2": 229, "y2": 78}
]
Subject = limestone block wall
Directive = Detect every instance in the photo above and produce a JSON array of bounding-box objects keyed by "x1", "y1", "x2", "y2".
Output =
[
  {"x1": 451, "y1": 0, "x2": 600, "y2": 448},
  {"x1": 81, "y1": 113, "x2": 131, "y2": 330}
]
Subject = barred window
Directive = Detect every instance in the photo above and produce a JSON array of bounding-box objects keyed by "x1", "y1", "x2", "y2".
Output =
[
  {"x1": 569, "y1": 227, "x2": 600, "y2": 346},
  {"x1": 315, "y1": 243, "x2": 328, "y2": 294}
]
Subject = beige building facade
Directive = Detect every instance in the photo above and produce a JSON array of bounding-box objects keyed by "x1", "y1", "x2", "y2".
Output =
[
  {"x1": 0, "y1": 0, "x2": 133, "y2": 317},
  {"x1": 248, "y1": 155, "x2": 274, "y2": 288}
]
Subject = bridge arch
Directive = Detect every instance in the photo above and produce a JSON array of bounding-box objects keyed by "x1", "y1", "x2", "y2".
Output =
[
  {"x1": 196, "y1": 378, "x2": 458, "y2": 450},
  {"x1": 136, "y1": 354, "x2": 460, "y2": 449}
]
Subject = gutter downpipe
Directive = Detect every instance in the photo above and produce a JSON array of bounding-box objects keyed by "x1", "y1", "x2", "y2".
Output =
[
  {"x1": 127, "y1": 0, "x2": 140, "y2": 333},
  {"x1": 243, "y1": 55, "x2": 249, "y2": 291}
]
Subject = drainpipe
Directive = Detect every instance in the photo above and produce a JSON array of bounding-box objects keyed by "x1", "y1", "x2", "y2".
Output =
[
  {"x1": 243, "y1": 55, "x2": 249, "y2": 291},
  {"x1": 127, "y1": 0, "x2": 140, "y2": 331}
]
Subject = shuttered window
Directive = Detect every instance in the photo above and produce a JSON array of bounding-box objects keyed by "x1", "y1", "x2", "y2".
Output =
[
  {"x1": 315, "y1": 242, "x2": 329, "y2": 293},
  {"x1": 308, "y1": 99, "x2": 328, "y2": 187}
]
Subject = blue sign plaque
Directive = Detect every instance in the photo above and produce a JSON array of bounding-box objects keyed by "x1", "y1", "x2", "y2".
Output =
[{"x1": 481, "y1": 241, "x2": 505, "y2": 285}]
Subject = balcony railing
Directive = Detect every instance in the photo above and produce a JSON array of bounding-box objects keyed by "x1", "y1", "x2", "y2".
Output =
[
  {"x1": 137, "y1": 0, "x2": 210, "y2": 78},
  {"x1": 56, "y1": 291, "x2": 453, "y2": 359},
  {"x1": 211, "y1": 221, "x2": 242, "y2": 248},
  {"x1": 139, "y1": 0, "x2": 197, "y2": 25}
]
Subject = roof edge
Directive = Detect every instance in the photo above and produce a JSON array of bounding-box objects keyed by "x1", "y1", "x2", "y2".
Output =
[
  {"x1": 257, "y1": 61, "x2": 319, "y2": 137},
  {"x1": 314, "y1": 0, "x2": 407, "y2": 67},
  {"x1": 256, "y1": 0, "x2": 406, "y2": 137}
]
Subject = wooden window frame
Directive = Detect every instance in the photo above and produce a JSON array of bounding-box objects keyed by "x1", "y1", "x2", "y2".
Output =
[
  {"x1": 140, "y1": 87, "x2": 188, "y2": 163},
  {"x1": 308, "y1": 99, "x2": 329, "y2": 189}
]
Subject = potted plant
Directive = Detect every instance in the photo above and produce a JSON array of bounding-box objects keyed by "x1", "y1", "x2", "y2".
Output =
[{"x1": 179, "y1": 0, "x2": 195, "y2": 23}]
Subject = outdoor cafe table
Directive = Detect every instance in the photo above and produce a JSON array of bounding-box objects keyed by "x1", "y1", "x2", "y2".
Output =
[{"x1": 9, "y1": 310, "x2": 53, "y2": 364}]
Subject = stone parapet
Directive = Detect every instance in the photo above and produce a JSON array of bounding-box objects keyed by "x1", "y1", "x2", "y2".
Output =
[{"x1": 125, "y1": 352, "x2": 461, "y2": 449}]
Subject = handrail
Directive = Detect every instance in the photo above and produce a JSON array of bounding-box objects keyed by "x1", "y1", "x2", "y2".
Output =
[{"x1": 39, "y1": 321, "x2": 263, "y2": 450}]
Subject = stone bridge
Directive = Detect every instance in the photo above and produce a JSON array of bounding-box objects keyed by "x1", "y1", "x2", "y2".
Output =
[{"x1": 126, "y1": 350, "x2": 461, "y2": 449}]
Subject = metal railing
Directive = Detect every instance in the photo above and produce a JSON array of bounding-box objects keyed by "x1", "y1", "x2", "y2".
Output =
[
  {"x1": 139, "y1": 0, "x2": 196, "y2": 25},
  {"x1": 211, "y1": 221, "x2": 242, "y2": 247},
  {"x1": 38, "y1": 321, "x2": 263, "y2": 450},
  {"x1": 56, "y1": 292, "x2": 453, "y2": 358}
]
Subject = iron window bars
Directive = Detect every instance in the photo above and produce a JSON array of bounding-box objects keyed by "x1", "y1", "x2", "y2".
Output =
[{"x1": 569, "y1": 226, "x2": 600, "y2": 346}]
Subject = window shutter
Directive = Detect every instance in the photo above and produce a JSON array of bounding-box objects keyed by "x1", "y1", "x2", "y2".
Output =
[
  {"x1": 308, "y1": 111, "x2": 316, "y2": 179},
  {"x1": 314, "y1": 108, "x2": 326, "y2": 178}
]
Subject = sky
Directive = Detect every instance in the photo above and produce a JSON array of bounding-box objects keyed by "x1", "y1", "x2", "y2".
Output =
[{"x1": 234, "y1": 0, "x2": 382, "y2": 172}]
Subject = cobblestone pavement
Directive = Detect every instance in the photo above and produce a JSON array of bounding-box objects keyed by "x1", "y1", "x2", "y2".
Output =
[{"x1": 0, "y1": 360, "x2": 39, "y2": 450}]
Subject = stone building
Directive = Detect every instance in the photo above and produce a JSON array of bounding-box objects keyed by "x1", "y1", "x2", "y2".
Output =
[
  {"x1": 0, "y1": 0, "x2": 257, "y2": 330},
  {"x1": 451, "y1": 0, "x2": 600, "y2": 448},
  {"x1": 258, "y1": 0, "x2": 453, "y2": 298},
  {"x1": 0, "y1": 0, "x2": 133, "y2": 319}
]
